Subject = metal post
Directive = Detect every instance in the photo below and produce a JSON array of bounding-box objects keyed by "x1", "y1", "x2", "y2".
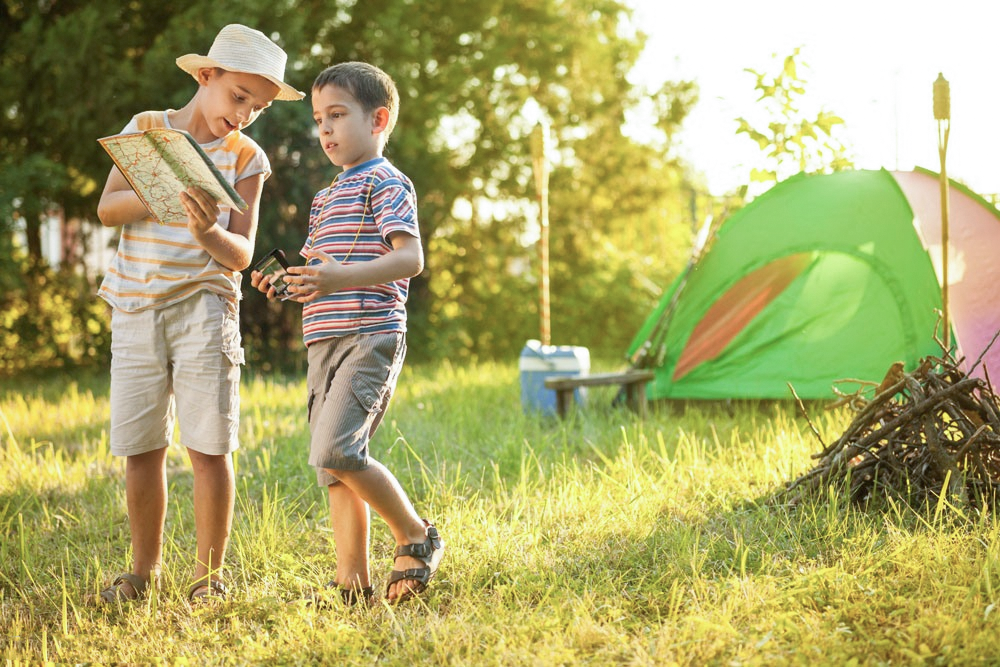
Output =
[
  {"x1": 531, "y1": 121, "x2": 551, "y2": 346},
  {"x1": 933, "y1": 73, "x2": 951, "y2": 350}
]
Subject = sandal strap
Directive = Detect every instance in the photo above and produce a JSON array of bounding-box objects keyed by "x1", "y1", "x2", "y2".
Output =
[
  {"x1": 113, "y1": 573, "x2": 148, "y2": 595},
  {"x1": 98, "y1": 572, "x2": 148, "y2": 602},
  {"x1": 395, "y1": 541, "x2": 433, "y2": 560},
  {"x1": 388, "y1": 567, "x2": 432, "y2": 585},
  {"x1": 188, "y1": 578, "x2": 228, "y2": 601},
  {"x1": 393, "y1": 524, "x2": 443, "y2": 565},
  {"x1": 385, "y1": 520, "x2": 444, "y2": 603},
  {"x1": 385, "y1": 567, "x2": 432, "y2": 602}
]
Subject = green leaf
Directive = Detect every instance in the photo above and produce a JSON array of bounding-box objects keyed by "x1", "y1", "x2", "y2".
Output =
[
  {"x1": 815, "y1": 111, "x2": 846, "y2": 133},
  {"x1": 784, "y1": 55, "x2": 797, "y2": 79},
  {"x1": 734, "y1": 47, "x2": 853, "y2": 187},
  {"x1": 750, "y1": 167, "x2": 776, "y2": 182}
]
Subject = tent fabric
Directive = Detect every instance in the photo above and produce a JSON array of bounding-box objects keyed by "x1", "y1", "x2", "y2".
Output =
[
  {"x1": 627, "y1": 169, "x2": 1000, "y2": 400},
  {"x1": 892, "y1": 169, "x2": 1000, "y2": 381},
  {"x1": 672, "y1": 252, "x2": 811, "y2": 381}
]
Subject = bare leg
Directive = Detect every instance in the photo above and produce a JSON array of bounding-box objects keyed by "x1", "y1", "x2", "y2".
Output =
[
  {"x1": 330, "y1": 460, "x2": 432, "y2": 601},
  {"x1": 187, "y1": 449, "x2": 234, "y2": 589},
  {"x1": 125, "y1": 447, "x2": 169, "y2": 590},
  {"x1": 327, "y1": 482, "x2": 371, "y2": 591}
]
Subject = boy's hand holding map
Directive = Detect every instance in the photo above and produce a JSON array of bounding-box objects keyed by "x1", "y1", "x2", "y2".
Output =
[{"x1": 99, "y1": 128, "x2": 247, "y2": 224}]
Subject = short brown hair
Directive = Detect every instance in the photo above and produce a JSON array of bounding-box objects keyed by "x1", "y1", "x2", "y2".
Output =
[{"x1": 313, "y1": 62, "x2": 400, "y2": 143}]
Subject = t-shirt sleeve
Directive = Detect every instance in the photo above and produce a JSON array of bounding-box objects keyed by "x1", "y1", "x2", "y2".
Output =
[
  {"x1": 119, "y1": 116, "x2": 141, "y2": 134},
  {"x1": 235, "y1": 139, "x2": 272, "y2": 184},
  {"x1": 371, "y1": 179, "x2": 419, "y2": 241}
]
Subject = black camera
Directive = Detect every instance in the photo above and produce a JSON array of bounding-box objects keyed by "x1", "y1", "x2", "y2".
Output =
[{"x1": 250, "y1": 248, "x2": 292, "y2": 300}]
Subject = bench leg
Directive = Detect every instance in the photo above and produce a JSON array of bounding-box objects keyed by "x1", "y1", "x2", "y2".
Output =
[
  {"x1": 625, "y1": 383, "x2": 648, "y2": 418},
  {"x1": 554, "y1": 389, "x2": 572, "y2": 418}
]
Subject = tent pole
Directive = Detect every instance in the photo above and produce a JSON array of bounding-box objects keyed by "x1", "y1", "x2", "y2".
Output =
[
  {"x1": 531, "y1": 121, "x2": 551, "y2": 347},
  {"x1": 934, "y1": 73, "x2": 951, "y2": 351}
]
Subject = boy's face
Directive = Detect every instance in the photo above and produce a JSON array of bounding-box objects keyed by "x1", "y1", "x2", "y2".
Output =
[
  {"x1": 311, "y1": 84, "x2": 385, "y2": 171},
  {"x1": 198, "y1": 68, "x2": 279, "y2": 138}
]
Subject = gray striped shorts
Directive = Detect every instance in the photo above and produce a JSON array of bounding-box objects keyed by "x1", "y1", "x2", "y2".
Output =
[{"x1": 305, "y1": 332, "x2": 406, "y2": 486}]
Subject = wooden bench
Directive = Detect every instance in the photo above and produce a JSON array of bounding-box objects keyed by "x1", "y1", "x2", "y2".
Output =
[{"x1": 544, "y1": 370, "x2": 656, "y2": 418}]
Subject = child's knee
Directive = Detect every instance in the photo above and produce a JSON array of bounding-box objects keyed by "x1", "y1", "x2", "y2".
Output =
[{"x1": 187, "y1": 448, "x2": 232, "y2": 471}]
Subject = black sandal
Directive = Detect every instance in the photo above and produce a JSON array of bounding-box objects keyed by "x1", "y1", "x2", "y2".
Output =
[
  {"x1": 385, "y1": 520, "x2": 444, "y2": 604},
  {"x1": 339, "y1": 584, "x2": 375, "y2": 607},
  {"x1": 309, "y1": 581, "x2": 375, "y2": 608},
  {"x1": 96, "y1": 573, "x2": 149, "y2": 604},
  {"x1": 187, "y1": 578, "x2": 228, "y2": 603}
]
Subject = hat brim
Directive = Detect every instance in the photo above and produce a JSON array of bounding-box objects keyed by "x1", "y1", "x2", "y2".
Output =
[{"x1": 176, "y1": 54, "x2": 305, "y2": 101}]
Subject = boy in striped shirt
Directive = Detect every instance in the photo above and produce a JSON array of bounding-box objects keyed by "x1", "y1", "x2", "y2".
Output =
[
  {"x1": 95, "y1": 24, "x2": 304, "y2": 604},
  {"x1": 251, "y1": 62, "x2": 443, "y2": 605}
]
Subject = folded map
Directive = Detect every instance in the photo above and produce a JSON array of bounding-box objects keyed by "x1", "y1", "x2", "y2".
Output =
[{"x1": 98, "y1": 128, "x2": 247, "y2": 224}]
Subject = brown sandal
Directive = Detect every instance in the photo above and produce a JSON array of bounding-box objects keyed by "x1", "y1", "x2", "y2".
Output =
[
  {"x1": 96, "y1": 573, "x2": 149, "y2": 604},
  {"x1": 385, "y1": 520, "x2": 444, "y2": 604},
  {"x1": 187, "y1": 579, "x2": 228, "y2": 603}
]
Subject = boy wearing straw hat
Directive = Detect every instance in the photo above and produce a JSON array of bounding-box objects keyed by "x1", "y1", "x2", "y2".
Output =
[
  {"x1": 251, "y1": 62, "x2": 443, "y2": 605},
  {"x1": 94, "y1": 24, "x2": 303, "y2": 604}
]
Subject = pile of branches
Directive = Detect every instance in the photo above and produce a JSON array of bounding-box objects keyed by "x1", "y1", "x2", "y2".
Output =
[{"x1": 786, "y1": 352, "x2": 1000, "y2": 510}]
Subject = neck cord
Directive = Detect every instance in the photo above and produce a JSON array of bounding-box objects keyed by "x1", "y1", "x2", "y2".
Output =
[{"x1": 315, "y1": 170, "x2": 376, "y2": 264}]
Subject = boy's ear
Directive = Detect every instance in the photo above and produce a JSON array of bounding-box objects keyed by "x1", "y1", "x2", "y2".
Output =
[
  {"x1": 371, "y1": 107, "x2": 390, "y2": 134},
  {"x1": 196, "y1": 67, "x2": 216, "y2": 87}
]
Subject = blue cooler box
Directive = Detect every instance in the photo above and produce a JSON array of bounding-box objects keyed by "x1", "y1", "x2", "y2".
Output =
[{"x1": 519, "y1": 340, "x2": 590, "y2": 414}]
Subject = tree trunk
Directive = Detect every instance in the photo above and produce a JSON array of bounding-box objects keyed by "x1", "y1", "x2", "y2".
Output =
[{"x1": 23, "y1": 209, "x2": 44, "y2": 265}]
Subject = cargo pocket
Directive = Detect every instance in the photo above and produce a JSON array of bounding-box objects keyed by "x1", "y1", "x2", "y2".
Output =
[
  {"x1": 307, "y1": 390, "x2": 317, "y2": 428},
  {"x1": 220, "y1": 307, "x2": 245, "y2": 366},
  {"x1": 350, "y1": 374, "x2": 386, "y2": 415},
  {"x1": 218, "y1": 310, "x2": 244, "y2": 414}
]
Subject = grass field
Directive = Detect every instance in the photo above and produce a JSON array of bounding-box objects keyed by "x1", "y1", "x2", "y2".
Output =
[{"x1": 2, "y1": 361, "x2": 999, "y2": 665}]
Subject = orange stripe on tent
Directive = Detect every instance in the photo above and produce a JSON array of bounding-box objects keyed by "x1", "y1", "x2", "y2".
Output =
[{"x1": 673, "y1": 253, "x2": 811, "y2": 381}]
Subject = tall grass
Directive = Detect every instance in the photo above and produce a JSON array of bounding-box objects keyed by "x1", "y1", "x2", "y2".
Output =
[{"x1": 2, "y1": 361, "x2": 1000, "y2": 665}]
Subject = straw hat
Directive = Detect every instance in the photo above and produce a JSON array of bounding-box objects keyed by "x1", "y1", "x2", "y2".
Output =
[{"x1": 176, "y1": 24, "x2": 304, "y2": 101}]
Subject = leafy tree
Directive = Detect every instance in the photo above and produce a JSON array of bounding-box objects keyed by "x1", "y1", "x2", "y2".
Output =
[
  {"x1": 735, "y1": 48, "x2": 853, "y2": 189},
  {"x1": 0, "y1": 253, "x2": 111, "y2": 376},
  {"x1": 245, "y1": 0, "x2": 705, "y2": 363},
  {"x1": 350, "y1": 0, "x2": 703, "y2": 360},
  {"x1": 544, "y1": 76, "x2": 700, "y2": 359},
  {"x1": 0, "y1": 0, "x2": 320, "y2": 374},
  {"x1": 1, "y1": 0, "x2": 703, "y2": 373}
]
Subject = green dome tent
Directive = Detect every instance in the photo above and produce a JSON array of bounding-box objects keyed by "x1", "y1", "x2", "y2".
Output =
[{"x1": 627, "y1": 169, "x2": 1000, "y2": 400}]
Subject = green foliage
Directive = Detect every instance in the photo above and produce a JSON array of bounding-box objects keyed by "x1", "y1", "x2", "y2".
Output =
[
  {"x1": 2, "y1": 0, "x2": 703, "y2": 372},
  {"x1": 4, "y1": 366, "x2": 1000, "y2": 664},
  {"x1": 735, "y1": 48, "x2": 853, "y2": 187},
  {"x1": 422, "y1": 220, "x2": 538, "y2": 360},
  {"x1": 0, "y1": 256, "x2": 111, "y2": 377},
  {"x1": 546, "y1": 96, "x2": 697, "y2": 358}
]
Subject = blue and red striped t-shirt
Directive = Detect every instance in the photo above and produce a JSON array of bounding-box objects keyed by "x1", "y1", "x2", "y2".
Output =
[{"x1": 300, "y1": 157, "x2": 419, "y2": 345}]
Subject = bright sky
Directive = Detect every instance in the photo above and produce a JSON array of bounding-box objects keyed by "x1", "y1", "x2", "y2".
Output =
[{"x1": 626, "y1": 0, "x2": 1000, "y2": 198}]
